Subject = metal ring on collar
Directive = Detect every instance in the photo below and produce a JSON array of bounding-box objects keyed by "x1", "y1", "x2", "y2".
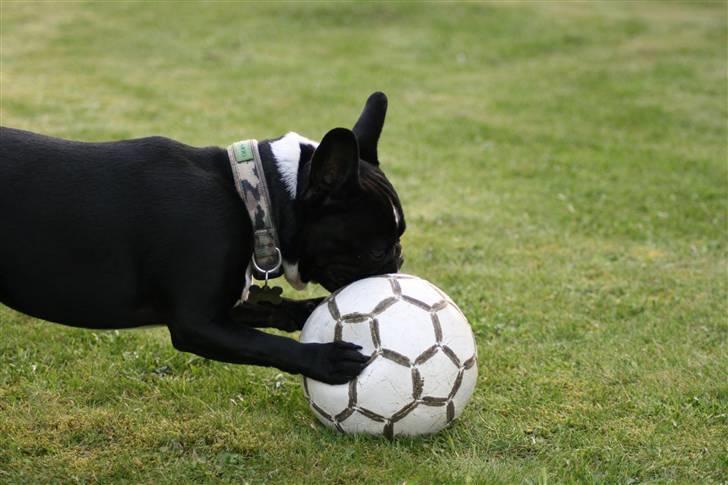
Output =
[{"x1": 252, "y1": 247, "x2": 283, "y2": 279}]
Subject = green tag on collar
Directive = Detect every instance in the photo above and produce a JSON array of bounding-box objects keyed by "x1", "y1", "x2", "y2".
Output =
[{"x1": 232, "y1": 141, "x2": 254, "y2": 163}]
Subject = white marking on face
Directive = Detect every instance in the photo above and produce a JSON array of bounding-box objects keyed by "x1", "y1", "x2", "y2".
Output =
[
  {"x1": 270, "y1": 132, "x2": 318, "y2": 199},
  {"x1": 283, "y1": 260, "x2": 308, "y2": 291},
  {"x1": 392, "y1": 202, "x2": 400, "y2": 229}
]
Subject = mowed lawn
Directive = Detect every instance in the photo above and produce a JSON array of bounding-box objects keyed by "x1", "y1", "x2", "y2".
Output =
[{"x1": 1, "y1": 1, "x2": 726, "y2": 483}]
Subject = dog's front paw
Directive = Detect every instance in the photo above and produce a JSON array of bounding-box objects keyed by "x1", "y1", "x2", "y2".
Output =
[
  {"x1": 273, "y1": 297, "x2": 325, "y2": 331},
  {"x1": 303, "y1": 341, "x2": 370, "y2": 384},
  {"x1": 291, "y1": 297, "x2": 325, "y2": 330}
]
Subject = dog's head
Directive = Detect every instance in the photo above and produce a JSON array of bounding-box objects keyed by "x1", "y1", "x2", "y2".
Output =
[{"x1": 294, "y1": 92, "x2": 405, "y2": 292}]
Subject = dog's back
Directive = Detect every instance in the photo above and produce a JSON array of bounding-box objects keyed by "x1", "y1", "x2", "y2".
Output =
[{"x1": 0, "y1": 127, "x2": 247, "y2": 327}]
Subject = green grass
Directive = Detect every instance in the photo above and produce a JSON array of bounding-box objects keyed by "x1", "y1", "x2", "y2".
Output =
[{"x1": 1, "y1": 1, "x2": 726, "y2": 483}]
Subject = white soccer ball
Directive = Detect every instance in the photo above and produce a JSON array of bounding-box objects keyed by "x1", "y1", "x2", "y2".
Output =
[{"x1": 300, "y1": 273, "x2": 478, "y2": 438}]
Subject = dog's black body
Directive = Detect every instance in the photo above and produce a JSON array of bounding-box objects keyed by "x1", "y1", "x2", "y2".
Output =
[{"x1": 0, "y1": 92, "x2": 404, "y2": 384}]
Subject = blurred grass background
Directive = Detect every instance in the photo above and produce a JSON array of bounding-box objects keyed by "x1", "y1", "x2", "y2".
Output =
[{"x1": 1, "y1": 1, "x2": 726, "y2": 483}]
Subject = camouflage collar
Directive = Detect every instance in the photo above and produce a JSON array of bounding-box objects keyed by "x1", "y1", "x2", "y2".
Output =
[{"x1": 227, "y1": 139, "x2": 283, "y2": 281}]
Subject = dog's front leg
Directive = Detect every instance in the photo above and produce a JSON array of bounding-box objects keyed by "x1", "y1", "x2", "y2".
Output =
[
  {"x1": 168, "y1": 316, "x2": 365, "y2": 384},
  {"x1": 229, "y1": 297, "x2": 324, "y2": 332}
]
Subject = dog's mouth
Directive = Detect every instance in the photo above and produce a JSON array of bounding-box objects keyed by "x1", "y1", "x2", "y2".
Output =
[
  {"x1": 299, "y1": 241, "x2": 404, "y2": 292},
  {"x1": 301, "y1": 263, "x2": 367, "y2": 292},
  {"x1": 316, "y1": 258, "x2": 404, "y2": 293},
  {"x1": 318, "y1": 269, "x2": 358, "y2": 293}
]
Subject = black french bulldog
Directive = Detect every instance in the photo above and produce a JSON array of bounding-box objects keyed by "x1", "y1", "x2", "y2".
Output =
[{"x1": 0, "y1": 92, "x2": 405, "y2": 384}]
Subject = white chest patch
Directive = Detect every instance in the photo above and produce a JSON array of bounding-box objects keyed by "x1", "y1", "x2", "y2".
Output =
[
  {"x1": 270, "y1": 132, "x2": 318, "y2": 199},
  {"x1": 283, "y1": 260, "x2": 307, "y2": 290},
  {"x1": 240, "y1": 263, "x2": 253, "y2": 302}
]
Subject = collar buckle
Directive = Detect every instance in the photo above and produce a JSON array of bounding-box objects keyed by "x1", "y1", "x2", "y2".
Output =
[{"x1": 252, "y1": 245, "x2": 282, "y2": 286}]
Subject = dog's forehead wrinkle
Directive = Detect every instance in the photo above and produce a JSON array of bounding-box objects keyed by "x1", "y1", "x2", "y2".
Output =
[{"x1": 270, "y1": 132, "x2": 318, "y2": 199}]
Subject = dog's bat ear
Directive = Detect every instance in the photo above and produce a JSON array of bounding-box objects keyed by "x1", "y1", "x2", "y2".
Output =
[
  {"x1": 352, "y1": 91, "x2": 387, "y2": 166},
  {"x1": 303, "y1": 127, "x2": 359, "y2": 203}
]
